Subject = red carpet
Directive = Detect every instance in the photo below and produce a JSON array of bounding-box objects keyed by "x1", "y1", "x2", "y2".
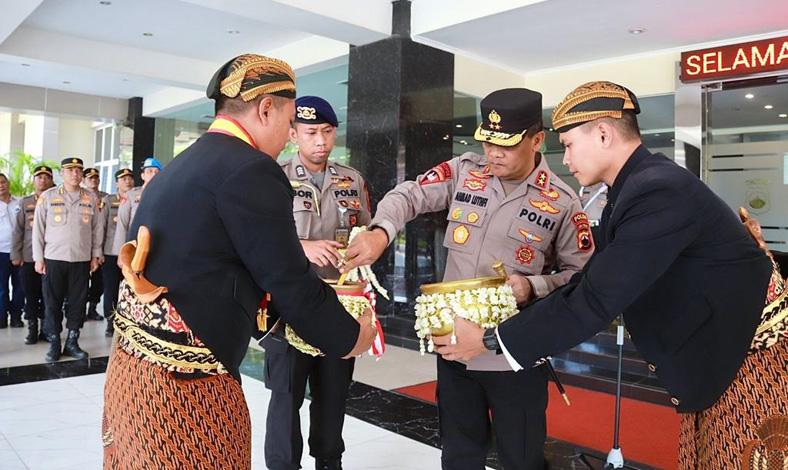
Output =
[{"x1": 393, "y1": 381, "x2": 680, "y2": 470}]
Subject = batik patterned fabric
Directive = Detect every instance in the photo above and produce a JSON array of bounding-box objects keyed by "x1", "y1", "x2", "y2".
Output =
[
  {"x1": 113, "y1": 281, "x2": 227, "y2": 376},
  {"x1": 678, "y1": 260, "x2": 788, "y2": 469},
  {"x1": 102, "y1": 347, "x2": 251, "y2": 469}
]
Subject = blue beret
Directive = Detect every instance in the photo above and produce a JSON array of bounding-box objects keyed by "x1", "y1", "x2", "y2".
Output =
[
  {"x1": 295, "y1": 96, "x2": 338, "y2": 127},
  {"x1": 143, "y1": 157, "x2": 163, "y2": 170}
]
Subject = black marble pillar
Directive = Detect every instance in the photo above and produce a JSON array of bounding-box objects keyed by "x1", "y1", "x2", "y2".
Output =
[
  {"x1": 346, "y1": 1, "x2": 453, "y2": 331},
  {"x1": 132, "y1": 116, "x2": 155, "y2": 187}
]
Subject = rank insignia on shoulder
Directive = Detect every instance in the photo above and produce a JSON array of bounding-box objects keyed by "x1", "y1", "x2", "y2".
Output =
[
  {"x1": 453, "y1": 224, "x2": 470, "y2": 245},
  {"x1": 462, "y1": 178, "x2": 487, "y2": 192},
  {"x1": 539, "y1": 189, "x2": 560, "y2": 201},
  {"x1": 534, "y1": 170, "x2": 549, "y2": 190},
  {"x1": 419, "y1": 162, "x2": 452, "y2": 186},
  {"x1": 295, "y1": 165, "x2": 306, "y2": 178},
  {"x1": 328, "y1": 166, "x2": 338, "y2": 176},
  {"x1": 515, "y1": 245, "x2": 535, "y2": 265},
  {"x1": 451, "y1": 207, "x2": 463, "y2": 220},
  {"x1": 529, "y1": 199, "x2": 560, "y2": 215},
  {"x1": 518, "y1": 229, "x2": 543, "y2": 244}
]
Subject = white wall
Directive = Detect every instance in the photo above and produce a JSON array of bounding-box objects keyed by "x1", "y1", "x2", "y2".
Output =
[
  {"x1": 524, "y1": 51, "x2": 680, "y2": 107},
  {"x1": 57, "y1": 118, "x2": 95, "y2": 164},
  {"x1": 454, "y1": 54, "x2": 525, "y2": 98}
]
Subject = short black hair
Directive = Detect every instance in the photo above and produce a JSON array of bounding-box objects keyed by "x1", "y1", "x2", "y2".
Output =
[
  {"x1": 214, "y1": 94, "x2": 290, "y2": 116},
  {"x1": 581, "y1": 110, "x2": 641, "y2": 140},
  {"x1": 0, "y1": 173, "x2": 7, "y2": 181},
  {"x1": 525, "y1": 118, "x2": 544, "y2": 138}
]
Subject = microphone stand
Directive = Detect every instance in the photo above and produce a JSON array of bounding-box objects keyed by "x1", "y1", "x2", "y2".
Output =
[{"x1": 578, "y1": 315, "x2": 638, "y2": 469}]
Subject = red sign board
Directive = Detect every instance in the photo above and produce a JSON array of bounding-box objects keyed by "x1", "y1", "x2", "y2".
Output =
[{"x1": 680, "y1": 36, "x2": 788, "y2": 82}]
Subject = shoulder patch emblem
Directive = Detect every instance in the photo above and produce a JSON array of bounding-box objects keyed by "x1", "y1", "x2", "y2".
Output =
[
  {"x1": 571, "y1": 212, "x2": 594, "y2": 251},
  {"x1": 295, "y1": 165, "x2": 306, "y2": 178},
  {"x1": 419, "y1": 162, "x2": 452, "y2": 186}
]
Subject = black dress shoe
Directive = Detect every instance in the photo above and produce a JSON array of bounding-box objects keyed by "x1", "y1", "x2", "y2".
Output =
[
  {"x1": 10, "y1": 318, "x2": 24, "y2": 328},
  {"x1": 0, "y1": 319, "x2": 7, "y2": 329}
]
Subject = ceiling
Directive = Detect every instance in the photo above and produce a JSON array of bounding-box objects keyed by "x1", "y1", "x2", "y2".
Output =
[
  {"x1": 0, "y1": 0, "x2": 787, "y2": 117},
  {"x1": 419, "y1": 0, "x2": 788, "y2": 73},
  {"x1": 23, "y1": 0, "x2": 308, "y2": 63}
]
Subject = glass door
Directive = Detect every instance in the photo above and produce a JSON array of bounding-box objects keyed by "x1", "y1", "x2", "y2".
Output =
[{"x1": 703, "y1": 76, "x2": 788, "y2": 251}]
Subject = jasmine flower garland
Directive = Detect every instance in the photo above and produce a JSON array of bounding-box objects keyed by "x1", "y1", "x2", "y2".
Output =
[{"x1": 414, "y1": 284, "x2": 518, "y2": 354}]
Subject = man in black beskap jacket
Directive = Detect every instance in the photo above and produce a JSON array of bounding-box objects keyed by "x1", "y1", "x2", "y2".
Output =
[
  {"x1": 434, "y1": 82, "x2": 775, "y2": 468},
  {"x1": 129, "y1": 59, "x2": 375, "y2": 381}
]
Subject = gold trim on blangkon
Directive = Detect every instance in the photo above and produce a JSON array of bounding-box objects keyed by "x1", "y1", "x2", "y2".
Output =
[{"x1": 420, "y1": 276, "x2": 505, "y2": 295}]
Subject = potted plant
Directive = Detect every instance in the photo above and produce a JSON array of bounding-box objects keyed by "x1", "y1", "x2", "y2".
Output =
[{"x1": 0, "y1": 151, "x2": 60, "y2": 196}]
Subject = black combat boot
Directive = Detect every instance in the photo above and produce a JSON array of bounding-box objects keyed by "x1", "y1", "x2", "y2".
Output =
[
  {"x1": 315, "y1": 459, "x2": 343, "y2": 470},
  {"x1": 86, "y1": 302, "x2": 103, "y2": 321},
  {"x1": 24, "y1": 319, "x2": 39, "y2": 345},
  {"x1": 45, "y1": 334, "x2": 62, "y2": 362},
  {"x1": 62, "y1": 330, "x2": 88, "y2": 360}
]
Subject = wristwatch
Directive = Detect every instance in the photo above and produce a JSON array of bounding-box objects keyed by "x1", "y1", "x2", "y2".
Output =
[{"x1": 482, "y1": 327, "x2": 500, "y2": 351}]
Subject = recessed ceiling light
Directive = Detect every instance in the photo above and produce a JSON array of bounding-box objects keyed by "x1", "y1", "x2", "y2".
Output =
[
  {"x1": 21, "y1": 63, "x2": 30, "y2": 67},
  {"x1": 62, "y1": 81, "x2": 71, "y2": 84},
  {"x1": 654, "y1": 133, "x2": 660, "y2": 137},
  {"x1": 227, "y1": 30, "x2": 241, "y2": 35},
  {"x1": 745, "y1": 93, "x2": 754, "y2": 99},
  {"x1": 142, "y1": 32, "x2": 153, "y2": 37},
  {"x1": 455, "y1": 124, "x2": 462, "y2": 128},
  {"x1": 628, "y1": 27, "x2": 646, "y2": 35},
  {"x1": 780, "y1": 114, "x2": 787, "y2": 118},
  {"x1": 764, "y1": 105, "x2": 774, "y2": 110}
]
